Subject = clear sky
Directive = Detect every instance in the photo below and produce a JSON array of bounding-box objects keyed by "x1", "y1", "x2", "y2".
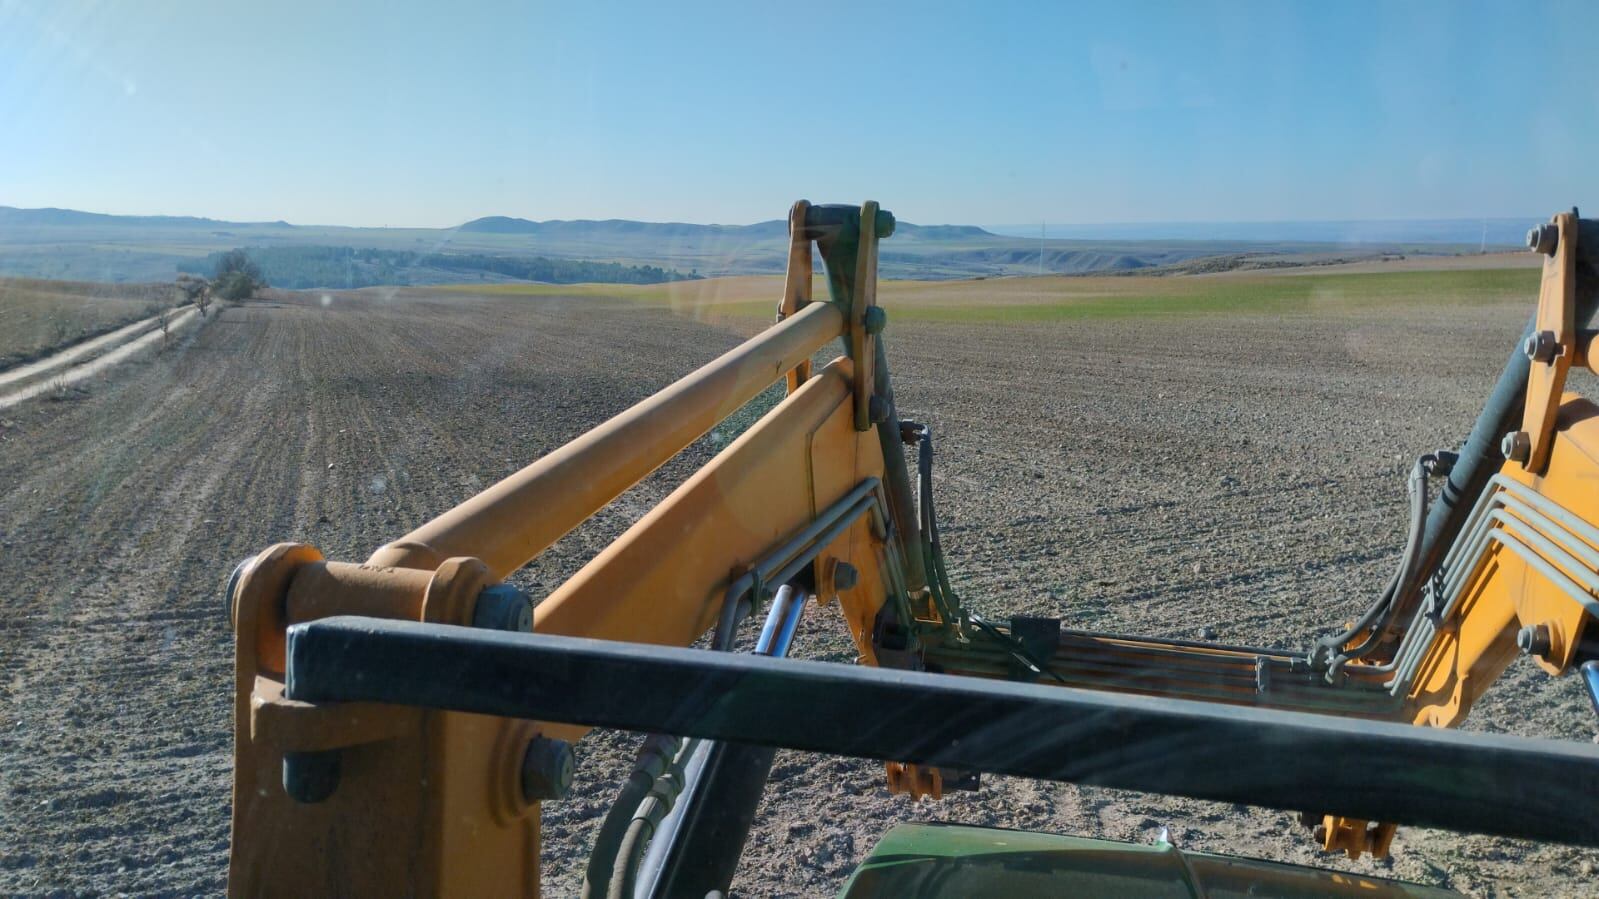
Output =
[{"x1": 1, "y1": 0, "x2": 1594, "y2": 228}]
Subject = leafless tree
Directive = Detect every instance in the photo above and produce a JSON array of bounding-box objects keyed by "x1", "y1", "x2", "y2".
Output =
[{"x1": 176, "y1": 274, "x2": 212, "y2": 317}]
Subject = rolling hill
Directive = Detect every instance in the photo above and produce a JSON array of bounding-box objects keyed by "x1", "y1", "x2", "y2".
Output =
[{"x1": 0, "y1": 204, "x2": 1503, "y2": 286}]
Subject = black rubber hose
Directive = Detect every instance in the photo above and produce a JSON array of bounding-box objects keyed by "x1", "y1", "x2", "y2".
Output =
[
  {"x1": 1313, "y1": 456, "x2": 1432, "y2": 668},
  {"x1": 915, "y1": 423, "x2": 964, "y2": 625},
  {"x1": 872, "y1": 337, "x2": 927, "y2": 593},
  {"x1": 633, "y1": 741, "x2": 778, "y2": 898},
  {"x1": 583, "y1": 735, "x2": 681, "y2": 899},
  {"x1": 609, "y1": 818, "x2": 651, "y2": 899}
]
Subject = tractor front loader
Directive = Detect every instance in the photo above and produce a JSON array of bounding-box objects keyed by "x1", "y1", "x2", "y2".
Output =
[{"x1": 227, "y1": 203, "x2": 1599, "y2": 897}]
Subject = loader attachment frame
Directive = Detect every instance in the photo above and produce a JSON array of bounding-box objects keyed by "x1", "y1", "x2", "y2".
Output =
[{"x1": 228, "y1": 203, "x2": 1599, "y2": 897}]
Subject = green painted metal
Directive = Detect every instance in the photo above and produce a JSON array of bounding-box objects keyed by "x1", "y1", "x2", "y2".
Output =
[{"x1": 838, "y1": 823, "x2": 1461, "y2": 899}]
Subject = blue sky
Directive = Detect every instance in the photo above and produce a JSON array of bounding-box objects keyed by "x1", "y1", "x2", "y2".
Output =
[{"x1": 1, "y1": 0, "x2": 1594, "y2": 228}]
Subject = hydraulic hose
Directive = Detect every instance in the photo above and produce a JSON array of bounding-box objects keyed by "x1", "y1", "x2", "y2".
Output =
[
  {"x1": 1312, "y1": 454, "x2": 1438, "y2": 673},
  {"x1": 607, "y1": 739, "x2": 695, "y2": 899},
  {"x1": 908, "y1": 420, "x2": 1066, "y2": 682},
  {"x1": 1377, "y1": 259, "x2": 1598, "y2": 659},
  {"x1": 582, "y1": 735, "x2": 684, "y2": 899},
  {"x1": 590, "y1": 587, "x2": 807, "y2": 899}
]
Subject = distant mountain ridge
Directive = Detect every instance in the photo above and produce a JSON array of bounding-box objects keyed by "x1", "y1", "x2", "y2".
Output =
[
  {"x1": 0, "y1": 205, "x2": 997, "y2": 240},
  {"x1": 456, "y1": 215, "x2": 994, "y2": 240},
  {"x1": 988, "y1": 218, "x2": 1534, "y2": 247},
  {"x1": 0, "y1": 206, "x2": 293, "y2": 229},
  {"x1": 0, "y1": 203, "x2": 1498, "y2": 284}
]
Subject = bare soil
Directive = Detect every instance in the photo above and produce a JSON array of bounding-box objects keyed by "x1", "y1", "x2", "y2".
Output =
[{"x1": 1, "y1": 286, "x2": 1595, "y2": 897}]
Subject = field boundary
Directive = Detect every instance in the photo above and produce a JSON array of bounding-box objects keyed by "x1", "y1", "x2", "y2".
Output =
[
  {"x1": 0, "y1": 303, "x2": 195, "y2": 396},
  {"x1": 0, "y1": 305, "x2": 203, "y2": 410}
]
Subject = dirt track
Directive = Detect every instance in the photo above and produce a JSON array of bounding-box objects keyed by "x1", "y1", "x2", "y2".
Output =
[{"x1": 2, "y1": 288, "x2": 1596, "y2": 896}]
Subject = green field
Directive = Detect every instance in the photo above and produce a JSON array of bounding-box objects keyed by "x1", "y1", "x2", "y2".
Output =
[{"x1": 432, "y1": 266, "x2": 1541, "y2": 325}]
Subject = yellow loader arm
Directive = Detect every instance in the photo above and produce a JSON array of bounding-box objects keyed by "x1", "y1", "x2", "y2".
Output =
[{"x1": 226, "y1": 204, "x2": 1599, "y2": 896}]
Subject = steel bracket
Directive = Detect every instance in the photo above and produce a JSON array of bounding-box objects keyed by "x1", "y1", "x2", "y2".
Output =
[
  {"x1": 1520, "y1": 211, "x2": 1579, "y2": 473},
  {"x1": 778, "y1": 200, "x2": 814, "y2": 394}
]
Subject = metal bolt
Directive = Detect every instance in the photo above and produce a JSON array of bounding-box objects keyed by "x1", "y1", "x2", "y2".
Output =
[
  {"x1": 1501, "y1": 430, "x2": 1531, "y2": 463},
  {"x1": 832, "y1": 561, "x2": 860, "y2": 592},
  {"x1": 1312, "y1": 824, "x2": 1329, "y2": 845},
  {"x1": 283, "y1": 750, "x2": 341, "y2": 804},
  {"x1": 521, "y1": 736, "x2": 575, "y2": 801},
  {"x1": 473, "y1": 583, "x2": 533, "y2": 633},
  {"x1": 1527, "y1": 222, "x2": 1559, "y2": 256},
  {"x1": 863, "y1": 306, "x2": 888, "y2": 335},
  {"x1": 1517, "y1": 623, "x2": 1553, "y2": 660},
  {"x1": 874, "y1": 210, "x2": 897, "y2": 239},
  {"x1": 867, "y1": 395, "x2": 891, "y2": 424},
  {"x1": 1523, "y1": 330, "x2": 1559, "y2": 364}
]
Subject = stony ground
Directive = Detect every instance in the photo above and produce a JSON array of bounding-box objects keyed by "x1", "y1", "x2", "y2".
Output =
[{"x1": 1, "y1": 285, "x2": 1595, "y2": 897}]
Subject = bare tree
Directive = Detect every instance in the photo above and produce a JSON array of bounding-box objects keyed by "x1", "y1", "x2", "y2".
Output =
[{"x1": 176, "y1": 274, "x2": 212, "y2": 317}]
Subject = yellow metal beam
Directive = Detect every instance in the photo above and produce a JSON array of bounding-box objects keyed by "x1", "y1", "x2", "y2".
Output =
[
  {"x1": 533, "y1": 356, "x2": 892, "y2": 741},
  {"x1": 780, "y1": 199, "x2": 814, "y2": 394},
  {"x1": 368, "y1": 300, "x2": 846, "y2": 578}
]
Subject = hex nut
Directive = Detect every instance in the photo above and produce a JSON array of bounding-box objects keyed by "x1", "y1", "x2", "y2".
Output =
[
  {"x1": 1501, "y1": 431, "x2": 1531, "y2": 463},
  {"x1": 521, "y1": 736, "x2": 575, "y2": 801},
  {"x1": 473, "y1": 583, "x2": 533, "y2": 633},
  {"x1": 868, "y1": 395, "x2": 891, "y2": 424},
  {"x1": 1517, "y1": 623, "x2": 1553, "y2": 660},
  {"x1": 283, "y1": 750, "x2": 341, "y2": 804},
  {"x1": 832, "y1": 561, "x2": 860, "y2": 592},
  {"x1": 1527, "y1": 222, "x2": 1559, "y2": 256},
  {"x1": 863, "y1": 306, "x2": 888, "y2": 335},
  {"x1": 1523, "y1": 330, "x2": 1559, "y2": 364}
]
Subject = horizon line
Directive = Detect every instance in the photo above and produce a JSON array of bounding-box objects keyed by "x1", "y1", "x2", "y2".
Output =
[{"x1": 0, "y1": 202, "x2": 1553, "y2": 234}]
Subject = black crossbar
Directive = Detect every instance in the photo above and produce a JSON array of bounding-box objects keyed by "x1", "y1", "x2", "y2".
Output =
[{"x1": 286, "y1": 616, "x2": 1599, "y2": 847}]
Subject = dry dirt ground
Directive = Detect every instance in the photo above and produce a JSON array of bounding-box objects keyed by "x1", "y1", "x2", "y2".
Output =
[{"x1": 2, "y1": 283, "x2": 1596, "y2": 897}]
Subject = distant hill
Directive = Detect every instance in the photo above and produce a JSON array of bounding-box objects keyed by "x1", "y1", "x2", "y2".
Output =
[
  {"x1": 456, "y1": 215, "x2": 997, "y2": 241},
  {"x1": 987, "y1": 218, "x2": 1533, "y2": 247},
  {"x1": 455, "y1": 215, "x2": 538, "y2": 234},
  {"x1": 0, "y1": 203, "x2": 1493, "y2": 284},
  {"x1": 457, "y1": 216, "x2": 772, "y2": 239},
  {"x1": 894, "y1": 223, "x2": 994, "y2": 240},
  {"x1": 0, "y1": 205, "x2": 292, "y2": 229}
]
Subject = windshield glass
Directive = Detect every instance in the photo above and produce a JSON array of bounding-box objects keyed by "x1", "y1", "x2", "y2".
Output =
[{"x1": 2, "y1": 2, "x2": 1596, "y2": 897}]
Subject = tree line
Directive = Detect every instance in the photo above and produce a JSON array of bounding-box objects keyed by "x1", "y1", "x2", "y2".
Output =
[{"x1": 178, "y1": 245, "x2": 696, "y2": 290}]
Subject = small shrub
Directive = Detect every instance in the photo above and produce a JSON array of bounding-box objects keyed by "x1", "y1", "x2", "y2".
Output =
[
  {"x1": 211, "y1": 250, "x2": 265, "y2": 301},
  {"x1": 44, "y1": 377, "x2": 87, "y2": 402}
]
